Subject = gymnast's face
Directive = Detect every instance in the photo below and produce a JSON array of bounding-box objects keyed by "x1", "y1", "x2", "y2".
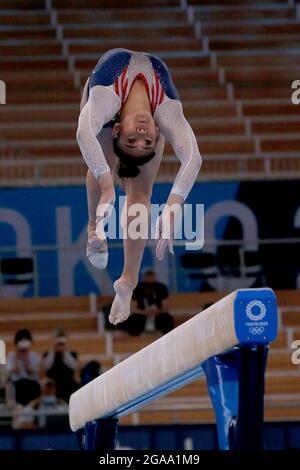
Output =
[{"x1": 113, "y1": 111, "x2": 158, "y2": 157}]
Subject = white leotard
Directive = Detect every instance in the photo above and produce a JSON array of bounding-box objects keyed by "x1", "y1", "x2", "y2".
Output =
[{"x1": 77, "y1": 49, "x2": 202, "y2": 201}]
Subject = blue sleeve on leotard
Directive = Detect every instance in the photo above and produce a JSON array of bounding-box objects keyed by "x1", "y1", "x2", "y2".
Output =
[{"x1": 148, "y1": 55, "x2": 180, "y2": 101}]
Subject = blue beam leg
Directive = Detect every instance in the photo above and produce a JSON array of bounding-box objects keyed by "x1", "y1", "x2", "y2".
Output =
[
  {"x1": 203, "y1": 345, "x2": 268, "y2": 450},
  {"x1": 76, "y1": 418, "x2": 119, "y2": 451},
  {"x1": 202, "y1": 348, "x2": 239, "y2": 450},
  {"x1": 229, "y1": 344, "x2": 268, "y2": 450}
]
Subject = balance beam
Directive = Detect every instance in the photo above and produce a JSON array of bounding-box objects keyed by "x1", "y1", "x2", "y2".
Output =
[{"x1": 69, "y1": 288, "x2": 277, "y2": 449}]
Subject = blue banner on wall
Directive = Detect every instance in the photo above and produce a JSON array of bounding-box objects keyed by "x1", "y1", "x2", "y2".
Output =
[{"x1": 0, "y1": 180, "x2": 299, "y2": 296}]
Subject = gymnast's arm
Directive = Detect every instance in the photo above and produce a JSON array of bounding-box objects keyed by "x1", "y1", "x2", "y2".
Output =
[
  {"x1": 76, "y1": 85, "x2": 121, "y2": 203},
  {"x1": 80, "y1": 77, "x2": 90, "y2": 113},
  {"x1": 154, "y1": 98, "x2": 202, "y2": 206}
]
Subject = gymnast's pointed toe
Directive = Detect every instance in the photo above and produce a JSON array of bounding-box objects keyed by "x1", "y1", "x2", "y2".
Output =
[{"x1": 108, "y1": 278, "x2": 134, "y2": 325}]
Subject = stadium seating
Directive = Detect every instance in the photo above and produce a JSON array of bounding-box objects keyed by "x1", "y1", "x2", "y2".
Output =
[
  {"x1": 0, "y1": 0, "x2": 300, "y2": 428},
  {"x1": 1, "y1": 289, "x2": 299, "y2": 425},
  {"x1": 0, "y1": 0, "x2": 299, "y2": 184}
]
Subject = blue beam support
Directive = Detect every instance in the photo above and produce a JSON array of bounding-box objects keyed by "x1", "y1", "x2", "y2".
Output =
[{"x1": 76, "y1": 288, "x2": 278, "y2": 451}]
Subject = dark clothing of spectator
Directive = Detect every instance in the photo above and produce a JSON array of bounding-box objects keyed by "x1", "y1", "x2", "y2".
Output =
[
  {"x1": 6, "y1": 330, "x2": 41, "y2": 406},
  {"x1": 80, "y1": 360, "x2": 102, "y2": 386},
  {"x1": 14, "y1": 378, "x2": 41, "y2": 406},
  {"x1": 125, "y1": 281, "x2": 174, "y2": 336},
  {"x1": 124, "y1": 311, "x2": 174, "y2": 336},
  {"x1": 43, "y1": 351, "x2": 78, "y2": 402},
  {"x1": 132, "y1": 281, "x2": 169, "y2": 310}
]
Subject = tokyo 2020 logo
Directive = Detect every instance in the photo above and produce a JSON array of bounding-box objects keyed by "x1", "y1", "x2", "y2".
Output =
[{"x1": 246, "y1": 300, "x2": 266, "y2": 322}]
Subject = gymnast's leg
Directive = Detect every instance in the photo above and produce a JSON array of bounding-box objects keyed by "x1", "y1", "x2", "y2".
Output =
[
  {"x1": 109, "y1": 135, "x2": 164, "y2": 325},
  {"x1": 110, "y1": 192, "x2": 151, "y2": 324},
  {"x1": 86, "y1": 129, "x2": 116, "y2": 269},
  {"x1": 86, "y1": 169, "x2": 100, "y2": 234}
]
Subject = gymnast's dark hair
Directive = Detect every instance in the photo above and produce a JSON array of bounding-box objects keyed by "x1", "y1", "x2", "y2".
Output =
[
  {"x1": 113, "y1": 138, "x2": 155, "y2": 179},
  {"x1": 111, "y1": 112, "x2": 156, "y2": 178}
]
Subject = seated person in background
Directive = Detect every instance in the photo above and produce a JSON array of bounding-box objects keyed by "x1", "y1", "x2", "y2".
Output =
[
  {"x1": 13, "y1": 378, "x2": 67, "y2": 429},
  {"x1": 6, "y1": 329, "x2": 41, "y2": 406},
  {"x1": 124, "y1": 268, "x2": 174, "y2": 336},
  {"x1": 80, "y1": 360, "x2": 103, "y2": 386},
  {"x1": 42, "y1": 328, "x2": 78, "y2": 403}
]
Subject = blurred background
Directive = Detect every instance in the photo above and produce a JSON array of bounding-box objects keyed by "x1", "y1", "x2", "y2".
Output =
[{"x1": 0, "y1": 0, "x2": 300, "y2": 450}]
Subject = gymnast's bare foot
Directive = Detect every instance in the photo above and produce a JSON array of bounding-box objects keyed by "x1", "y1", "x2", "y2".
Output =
[
  {"x1": 109, "y1": 278, "x2": 134, "y2": 325},
  {"x1": 86, "y1": 230, "x2": 108, "y2": 270}
]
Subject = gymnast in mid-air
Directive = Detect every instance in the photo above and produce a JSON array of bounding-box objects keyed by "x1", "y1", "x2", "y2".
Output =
[{"x1": 77, "y1": 48, "x2": 202, "y2": 326}]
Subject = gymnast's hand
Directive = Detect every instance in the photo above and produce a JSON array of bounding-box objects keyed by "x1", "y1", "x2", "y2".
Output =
[
  {"x1": 155, "y1": 211, "x2": 174, "y2": 262},
  {"x1": 97, "y1": 172, "x2": 115, "y2": 211},
  {"x1": 155, "y1": 196, "x2": 183, "y2": 261},
  {"x1": 95, "y1": 172, "x2": 115, "y2": 242},
  {"x1": 86, "y1": 172, "x2": 115, "y2": 271},
  {"x1": 155, "y1": 193, "x2": 184, "y2": 261}
]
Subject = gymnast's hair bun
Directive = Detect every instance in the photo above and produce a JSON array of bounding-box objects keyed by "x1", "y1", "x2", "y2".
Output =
[
  {"x1": 113, "y1": 137, "x2": 155, "y2": 179},
  {"x1": 117, "y1": 163, "x2": 140, "y2": 179}
]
